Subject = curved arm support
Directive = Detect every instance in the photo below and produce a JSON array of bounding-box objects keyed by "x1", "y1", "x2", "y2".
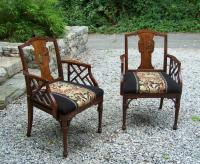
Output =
[
  {"x1": 23, "y1": 71, "x2": 58, "y2": 118},
  {"x1": 166, "y1": 54, "x2": 182, "y2": 93}
]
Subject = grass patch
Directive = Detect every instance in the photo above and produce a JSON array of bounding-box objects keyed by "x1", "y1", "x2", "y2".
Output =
[
  {"x1": 162, "y1": 154, "x2": 169, "y2": 160},
  {"x1": 192, "y1": 116, "x2": 200, "y2": 121}
]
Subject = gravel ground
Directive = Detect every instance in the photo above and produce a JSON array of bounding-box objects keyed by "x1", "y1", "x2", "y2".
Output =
[{"x1": 0, "y1": 48, "x2": 200, "y2": 164}]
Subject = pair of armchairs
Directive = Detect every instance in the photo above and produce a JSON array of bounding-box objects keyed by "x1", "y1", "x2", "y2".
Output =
[{"x1": 18, "y1": 29, "x2": 182, "y2": 157}]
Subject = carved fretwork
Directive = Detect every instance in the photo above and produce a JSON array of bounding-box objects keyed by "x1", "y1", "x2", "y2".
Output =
[
  {"x1": 167, "y1": 55, "x2": 181, "y2": 85},
  {"x1": 30, "y1": 78, "x2": 52, "y2": 107},
  {"x1": 68, "y1": 64, "x2": 94, "y2": 86},
  {"x1": 31, "y1": 39, "x2": 53, "y2": 81},
  {"x1": 138, "y1": 31, "x2": 155, "y2": 69}
]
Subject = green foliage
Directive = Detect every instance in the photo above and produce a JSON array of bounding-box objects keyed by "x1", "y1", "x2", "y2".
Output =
[
  {"x1": 59, "y1": 0, "x2": 200, "y2": 33},
  {"x1": 0, "y1": 0, "x2": 199, "y2": 41},
  {"x1": 0, "y1": 0, "x2": 65, "y2": 42}
]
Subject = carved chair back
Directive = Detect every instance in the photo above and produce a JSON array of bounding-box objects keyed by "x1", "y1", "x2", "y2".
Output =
[
  {"x1": 124, "y1": 29, "x2": 168, "y2": 71},
  {"x1": 18, "y1": 37, "x2": 63, "y2": 81}
]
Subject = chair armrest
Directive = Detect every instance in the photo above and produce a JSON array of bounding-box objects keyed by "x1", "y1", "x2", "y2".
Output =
[
  {"x1": 120, "y1": 54, "x2": 127, "y2": 75},
  {"x1": 120, "y1": 54, "x2": 127, "y2": 95},
  {"x1": 166, "y1": 54, "x2": 182, "y2": 91},
  {"x1": 23, "y1": 71, "x2": 48, "y2": 83},
  {"x1": 61, "y1": 60, "x2": 99, "y2": 87},
  {"x1": 61, "y1": 59, "x2": 91, "y2": 68},
  {"x1": 23, "y1": 71, "x2": 58, "y2": 118},
  {"x1": 166, "y1": 54, "x2": 181, "y2": 65}
]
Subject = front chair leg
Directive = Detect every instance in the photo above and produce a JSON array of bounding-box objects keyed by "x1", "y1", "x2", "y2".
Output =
[
  {"x1": 122, "y1": 97, "x2": 128, "y2": 130},
  {"x1": 27, "y1": 102, "x2": 33, "y2": 137},
  {"x1": 97, "y1": 101, "x2": 103, "y2": 133},
  {"x1": 62, "y1": 120, "x2": 70, "y2": 157},
  {"x1": 173, "y1": 97, "x2": 181, "y2": 130},
  {"x1": 159, "y1": 98, "x2": 164, "y2": 109}
]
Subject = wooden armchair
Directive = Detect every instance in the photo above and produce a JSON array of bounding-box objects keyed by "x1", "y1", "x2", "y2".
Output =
[
  {"x1": 120, "y1": 29, "x2": 182, "y2": 130},
  {"x1": 18, "y1": 37, "x2": 104, "y2": 157}
]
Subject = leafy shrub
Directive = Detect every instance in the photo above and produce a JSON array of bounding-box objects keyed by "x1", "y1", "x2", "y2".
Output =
[{"x1": 0, "y1": 0, "x2": 65, "y2": 42}]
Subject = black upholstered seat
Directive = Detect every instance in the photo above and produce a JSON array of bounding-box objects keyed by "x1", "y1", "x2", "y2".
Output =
[
  {"x1": 122, "y1": 71, "x2": 181, "y2": 94},
  {"x1": 49, "y1": 81, "x2": 104, "y2": 114}
]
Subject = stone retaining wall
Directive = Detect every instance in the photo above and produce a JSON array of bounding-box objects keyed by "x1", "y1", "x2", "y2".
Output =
[
  {"x1": 61, "y1": 26, "x2": 88, "y2": 59},
  {"x1": 0, "y1": 57, "x2": 22, "y2": 84},
  {"x1": 0, "y1": 26, "x2": 88, "y2": 64}
]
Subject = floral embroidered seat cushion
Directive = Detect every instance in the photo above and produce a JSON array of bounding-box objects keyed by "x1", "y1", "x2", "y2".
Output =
[
  {"x1": 122, "y1": 71, "x2": 181, "y2": 94},
  {"x1": 48, "y1": 81, "x2": 104, "y2": 114}
]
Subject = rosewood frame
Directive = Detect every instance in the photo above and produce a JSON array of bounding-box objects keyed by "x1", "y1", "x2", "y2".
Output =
[
  {"x1": 18, "y1": 37, "x2": 103, "y2": 157},
  {"x1": 120, "y1": 29, "x2": 182, "y2": 130}
]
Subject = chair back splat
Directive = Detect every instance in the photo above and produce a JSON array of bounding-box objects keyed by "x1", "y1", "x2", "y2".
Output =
[
  {"x1": 124, "y1": 29, "x2": 168, "y2": 71},
  {"x1": 18, "y1": 37, "x2": 63, "y2": 81}
]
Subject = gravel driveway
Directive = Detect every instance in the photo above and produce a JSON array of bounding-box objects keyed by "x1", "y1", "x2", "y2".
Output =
[{"x1": 0, "y1": 48, "x2": 200, "y2": 163}]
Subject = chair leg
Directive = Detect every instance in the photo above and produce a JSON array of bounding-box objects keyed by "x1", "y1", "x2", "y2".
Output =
[
  {"x1": 173, "y1": 97, "x2": 181, "y2": 130},
  {"x1": 62, "y1": 120, "x2": 70, "y2": 157},
  {"x1": 159, "y1": 98, "x2": 164, "y2": 109},
  {"x1": 27, "y1": 102, "x2": 33, "y2": 137},
  {"x1": 97, "y1": 101, "x2": 103, "y2": 133},
  {"x1": 122, "y1": 97, "x2": 128, "y2": 130}
]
